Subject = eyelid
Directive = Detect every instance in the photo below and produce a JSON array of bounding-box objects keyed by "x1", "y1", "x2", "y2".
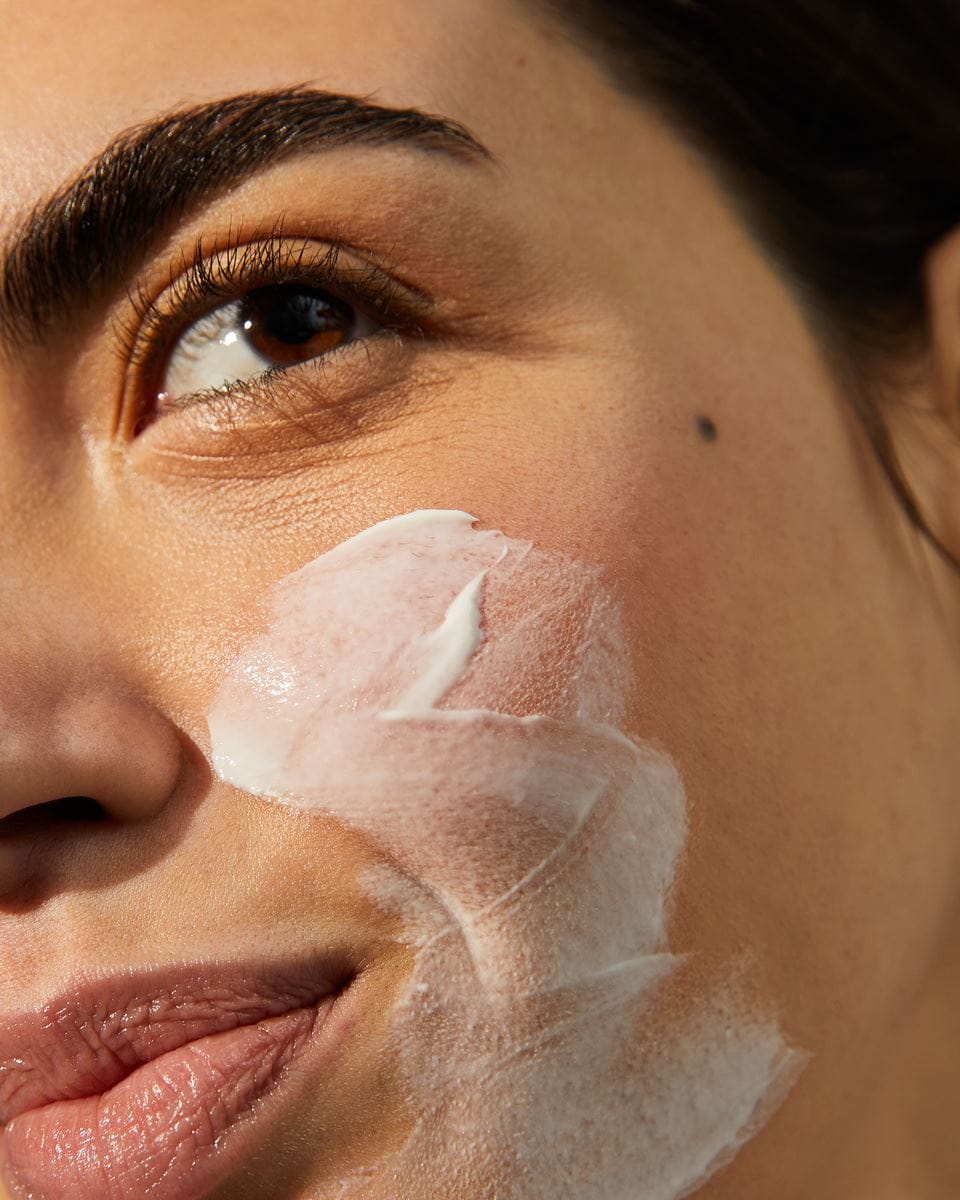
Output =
[{"x1": 115, "y1": 230, "x2": 441, "y2": 434}]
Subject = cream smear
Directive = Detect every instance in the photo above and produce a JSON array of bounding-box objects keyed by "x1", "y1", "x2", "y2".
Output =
[{"x1": 208, "y1": 510, "x2": 804, "y2": 1199}]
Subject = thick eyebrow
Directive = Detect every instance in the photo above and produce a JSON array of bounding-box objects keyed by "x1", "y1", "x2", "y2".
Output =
[{"x1": 0, "y1": 87, "x2": 492, "y2": 348}]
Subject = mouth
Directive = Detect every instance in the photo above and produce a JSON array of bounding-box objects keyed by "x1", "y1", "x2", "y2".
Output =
[{"x1": 0, "y1": 958, "x2": 357, "y2": 1200}]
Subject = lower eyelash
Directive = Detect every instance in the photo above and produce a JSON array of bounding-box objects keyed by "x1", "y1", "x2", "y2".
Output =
[{"x1": 152, "y1": 324, "x2": 407, "y2": 425}]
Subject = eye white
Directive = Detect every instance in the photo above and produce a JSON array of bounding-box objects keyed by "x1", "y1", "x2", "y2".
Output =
[{"x1": 159, "y1": 294, "x2": 380, "y2": 403}]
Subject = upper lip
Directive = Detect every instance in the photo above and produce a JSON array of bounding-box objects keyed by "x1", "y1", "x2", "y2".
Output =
[{"x1": 0, "y1": 958, "x2": 352, "y2": 1124}]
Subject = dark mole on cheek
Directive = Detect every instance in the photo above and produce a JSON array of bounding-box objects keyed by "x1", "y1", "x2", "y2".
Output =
[{"x1": 696, "y1": 415, "x2": 718, "y2": 442}]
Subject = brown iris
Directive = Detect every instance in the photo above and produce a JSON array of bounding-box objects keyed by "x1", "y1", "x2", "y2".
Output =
[{"x1": 238, "y1": 285, "x2": 356, "y2": 366}]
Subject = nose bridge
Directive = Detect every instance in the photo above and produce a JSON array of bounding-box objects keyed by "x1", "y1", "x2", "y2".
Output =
[
  {"x1": 0, "y1": 406, "x2": 88, "y2": 645},
  {"x1": 0, "y1": 514, "x2": 108, "y2": 679},
  {"x1": 0, "y1": 387, "x2": 126, "y2": 651},
  {"x1": 0, "y1": 359, "x2": 78, "y2": 504}
]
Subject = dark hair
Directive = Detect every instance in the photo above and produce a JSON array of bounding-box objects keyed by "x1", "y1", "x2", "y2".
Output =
[{"x1": 534, "y1": 0, "x2": 960, "y2": 569}]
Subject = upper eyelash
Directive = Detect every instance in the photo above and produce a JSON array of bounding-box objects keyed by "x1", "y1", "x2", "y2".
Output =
[{"x1": 116, "y1": 227, "x2": 435, "y2": 379}]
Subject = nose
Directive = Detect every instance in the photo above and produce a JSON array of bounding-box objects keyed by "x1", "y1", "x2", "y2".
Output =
[{"x1": 0, "y1": 688, "x2": 183, "y2": 890}]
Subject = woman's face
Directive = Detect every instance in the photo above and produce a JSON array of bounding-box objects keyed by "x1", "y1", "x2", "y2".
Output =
[{"x1": 1, "y1": 2, "x2": 958, "y2": 1198}]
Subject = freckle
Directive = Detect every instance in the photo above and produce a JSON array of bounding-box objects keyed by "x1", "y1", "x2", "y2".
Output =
[{"x1": 696, "y1": 415, "x2": 718, "y2": 442}]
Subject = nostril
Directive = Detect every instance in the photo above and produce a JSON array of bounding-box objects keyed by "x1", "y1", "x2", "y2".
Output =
[
  {"x1": 0, "y1": 796, "x2": 108, "y2": 833},
  {"x1": 34, "y1": 796, "x2": 108, "y2": 823}
]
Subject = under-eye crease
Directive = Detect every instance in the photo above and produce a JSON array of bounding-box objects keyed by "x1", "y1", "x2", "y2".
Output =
[{"x1": 118, "y1": 230, "x2": 437, "y2": 435}]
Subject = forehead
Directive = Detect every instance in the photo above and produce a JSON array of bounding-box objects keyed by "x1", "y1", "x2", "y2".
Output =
[
  {"x1": 0, "y1": 0, "x2": 567, "y2": 206},
  {"x1": 0, "y1": 0, "x2": 762, "y2": 383}
]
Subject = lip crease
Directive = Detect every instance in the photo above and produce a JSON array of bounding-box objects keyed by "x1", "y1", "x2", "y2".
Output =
[{"x1": 0, "y1": 959, "x2": 355, "y2": 1200}]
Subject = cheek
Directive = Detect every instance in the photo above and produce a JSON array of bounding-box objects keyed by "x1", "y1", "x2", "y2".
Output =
[
  {"x1": 206, "y1": 508, "x2": 805, "y2": 1199},
  {"x1": 582, "y1": 311, "x2": 954, "y2": 1164},
  {"x1": 208, "y1": 509, "x2": 643, "y2": 901}
]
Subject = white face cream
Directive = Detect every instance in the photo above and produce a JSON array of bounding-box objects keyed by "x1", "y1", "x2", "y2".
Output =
[{"x1": 208, "y1": 510, "x2": 805, "y2": 1199}]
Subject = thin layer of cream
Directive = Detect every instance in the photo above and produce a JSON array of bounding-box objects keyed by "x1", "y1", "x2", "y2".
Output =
[{"x1": 208, "y1": 510, "x2": 804, "y2": 1199}]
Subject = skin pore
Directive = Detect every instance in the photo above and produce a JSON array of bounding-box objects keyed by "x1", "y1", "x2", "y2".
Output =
[{"x1": 0, "y1": 0, "x2": 959, "y2": 1197}]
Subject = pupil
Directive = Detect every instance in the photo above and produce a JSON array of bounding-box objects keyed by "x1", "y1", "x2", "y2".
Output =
[{"x1": 252, "y1": 286, "x2": 353, "y2": 346}]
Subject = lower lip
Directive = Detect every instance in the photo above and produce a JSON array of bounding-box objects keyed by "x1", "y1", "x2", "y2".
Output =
[{"x1": 0, "y1": 993, "x2": 342, "y2": 1200}]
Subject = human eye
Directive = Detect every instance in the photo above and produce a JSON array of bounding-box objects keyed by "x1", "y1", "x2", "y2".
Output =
[
  {"x1": 161, "y1": 283, "x2": 382, "y2": 402},
  {"x1": 120, "y1": 234, "x2": 436, "y2": 435}
]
